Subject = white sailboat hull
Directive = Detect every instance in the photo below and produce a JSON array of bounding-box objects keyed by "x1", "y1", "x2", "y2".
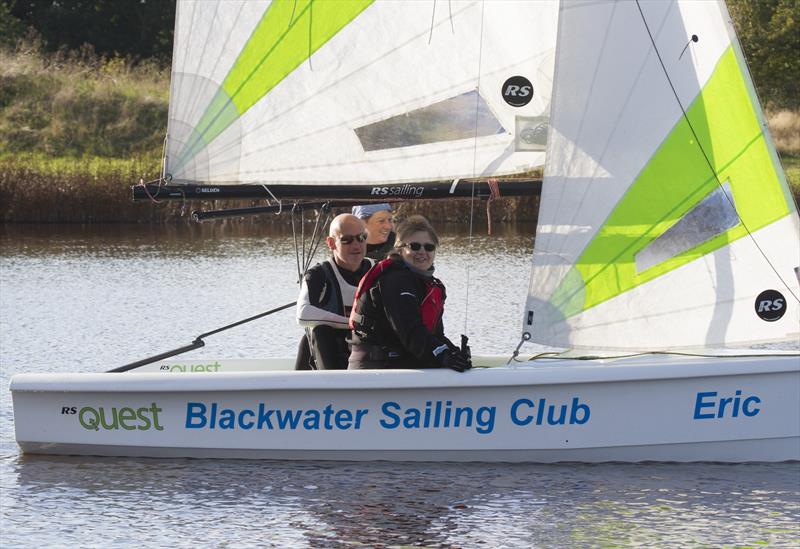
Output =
[{"x1": 11, "y1": 354, "x2": 799, "y2": 462}]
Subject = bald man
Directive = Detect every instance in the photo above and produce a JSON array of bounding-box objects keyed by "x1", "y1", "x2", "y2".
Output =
[{"x1": 295, "y1": 214, "x2": 374, "y2": 370}]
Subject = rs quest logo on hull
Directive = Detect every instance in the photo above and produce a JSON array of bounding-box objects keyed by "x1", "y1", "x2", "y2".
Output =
[{"x1": 62, "y1": 403, "x2": 164, "y2": 431}]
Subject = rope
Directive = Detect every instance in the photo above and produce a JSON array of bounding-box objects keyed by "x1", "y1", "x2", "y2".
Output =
[
  {"x1": 522, "y1": 349, "x2": 800, "y2": 363},
  {"x1": 178, "y1": 188, "x2": 187, "y2": 217},
  {"x1": 485, "y1": 178, "x2": 500, "y2": 236},
  {"x1": 139, "y1": 177, "x2": 163, "y2": 204}
]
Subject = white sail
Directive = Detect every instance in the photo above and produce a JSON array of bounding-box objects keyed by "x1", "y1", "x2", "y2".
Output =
[
  {"x1": 166, "y1": 0, "x2": 558, "y2": 186},
  {"x1": 523, "y1": 0, "x2": 800, "y2": 351}
]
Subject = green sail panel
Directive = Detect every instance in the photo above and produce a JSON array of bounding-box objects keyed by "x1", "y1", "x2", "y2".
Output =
[
  {"x1": 173, "y1": 0, "x2": 374, "y2": 173},
  {"x1": 550, "y1": 46, "x2": 792, "y2": 318}
]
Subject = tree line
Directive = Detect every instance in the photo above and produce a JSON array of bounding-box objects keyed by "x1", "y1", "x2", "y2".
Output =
[
  {"x1": 1, "y1": 0, "x2": 797, "y2": 109},
  {"x1": 1, "y1": 0, "x2": 175, "y2": 62}
]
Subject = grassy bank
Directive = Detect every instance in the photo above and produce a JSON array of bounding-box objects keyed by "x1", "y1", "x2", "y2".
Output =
[{"x1": 0, "y1": 47, "x2": 798, "y2": 224}]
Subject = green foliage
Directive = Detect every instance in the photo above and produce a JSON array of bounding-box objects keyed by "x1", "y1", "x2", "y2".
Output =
[
  {"x1": 8, "y1": 0, "x2": 175, "y2": 62},
  {"x1": 0, "y1": 1, "x2": 25, "y2": 48},
  {"x1": 729, "y1": 0, "x2": 799, "y2": 109},
  {"x1": 5, "y1": 0, "x2": 796, "y2": 113},
  {"x1": 0, "y1": 48, "x2": 168, "y2": 158}
]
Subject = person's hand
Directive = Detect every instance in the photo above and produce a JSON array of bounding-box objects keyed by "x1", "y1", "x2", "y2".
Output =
[
  {"x1": 460, "y1": 334, "x2": 471, "y2": 359},
  {"x1": 434, "y1": 347, "x2": 472, "y2": 372}
]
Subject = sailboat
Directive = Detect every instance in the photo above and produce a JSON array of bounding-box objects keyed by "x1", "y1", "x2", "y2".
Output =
[{"x1": 11, "y1": 0, "x2": 799, "y2": 461}]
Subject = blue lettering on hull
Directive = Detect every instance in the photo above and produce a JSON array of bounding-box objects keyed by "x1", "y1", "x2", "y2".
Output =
[
  {"x1": 185, "y1": 402, "x2": 369, "y2": 431},
  {"x1": 183, "y1": 397, "x2": 593, "y2": 434},
  {"x1": 693, "y1": 391, "x2": 761, "y2": 419},
  {"x1": 510, "y1": 397, "x2": 590, "y2": 426}
]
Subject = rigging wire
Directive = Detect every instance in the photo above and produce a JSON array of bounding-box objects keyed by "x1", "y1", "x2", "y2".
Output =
[
  {"x1": 301, "y1": 206, "x2": 306, "y2": 275},
  {"x1": 427, "y1": 0, "x2": 436, "y2": 44},
  {"x1": 427, "y1": 0, "x2": 456, "y2": 45},
  {"x1": 291, "y1": 203, "x2": 302, "y2": 282},
  {"x1": 160, "y1": 134, "x2": 168, "y2": 183},
  {"x1": 463, "y1": 0, "x2": 486, "y2": 337},
  {"x1": 634, "y1": 0, "x2": 799, "y2": 304},
  {"x1": 303, "y1": 204, "x2": 332, "y2": 274},
  {"x1": 260, "y1": 184, "x2": 283, "y2": 214},
  {"x1": 291, "y1": 202, "x2": 332, "y2": 283}
]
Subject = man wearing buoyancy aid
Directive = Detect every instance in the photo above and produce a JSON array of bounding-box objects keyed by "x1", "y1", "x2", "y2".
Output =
[
  {"x1": 295, "y1": 214, "x2": 374, "y2": 370},
  {"x1": 348, "y1": 215, "x2": 471, "y2": 372}
]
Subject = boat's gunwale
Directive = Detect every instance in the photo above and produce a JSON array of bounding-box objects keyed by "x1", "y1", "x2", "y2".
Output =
[{"x1": 10, "y1": 354, "x2": 799, "y2": 393}]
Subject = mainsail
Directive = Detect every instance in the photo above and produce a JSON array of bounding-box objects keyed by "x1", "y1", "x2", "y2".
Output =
[
  {"x1": 166, "y1": 0, "x2": 558, "y2": 186},
  {"x1": 524, "y1": 0, "x2": 800, "y2": 350}
]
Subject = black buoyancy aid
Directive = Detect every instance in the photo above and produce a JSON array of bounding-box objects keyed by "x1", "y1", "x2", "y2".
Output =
[
  {"x1": 318, "y1": 260, "x2": 346, "y2": 316},
  {"x1": 350, "y1": 258, "x2": 445, "y2": 335}
]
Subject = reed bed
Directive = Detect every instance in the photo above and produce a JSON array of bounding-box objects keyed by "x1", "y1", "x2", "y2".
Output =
[
  {"x1": 0, "y1": 156, "x2": 541, "y2": 225},
  {"x1": 0, "y1": 148, "x2": 794, "y2": 225}
]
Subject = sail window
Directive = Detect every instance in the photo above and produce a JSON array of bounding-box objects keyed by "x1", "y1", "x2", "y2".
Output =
[
  {"x1": 354, "y1": 90, "x2": 505, "y2": 152},
  {"x1": 515, "y1": 116, "x2": 548, "y2": 151},
  {"x1": 635, "y1": 182, "x2": 740, "y2": 272}
]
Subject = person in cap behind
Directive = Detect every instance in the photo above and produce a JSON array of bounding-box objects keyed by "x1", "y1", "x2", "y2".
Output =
[
  {"x1": 352, "y1": 203, "x2": 395, "y2": 261},
  {"x1": 295, "y1": 214, "x2": 374, "y2": 370},
  {"x1": 348, "y1": 215, "x2": 471, "y2": 372}
]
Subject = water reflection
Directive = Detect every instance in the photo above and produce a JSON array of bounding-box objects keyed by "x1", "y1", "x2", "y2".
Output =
[{"x1": 5, "y1": 456, "x2": 799, "y2": 547}]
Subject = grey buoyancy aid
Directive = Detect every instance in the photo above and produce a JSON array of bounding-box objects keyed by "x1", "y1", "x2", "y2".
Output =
[{"x1": 297, "y1": 259, "x2": 372, "y2": 330}]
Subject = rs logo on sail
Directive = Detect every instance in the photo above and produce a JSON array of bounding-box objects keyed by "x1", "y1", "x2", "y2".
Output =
[
  {"x1": 754, "y1": 289, "x2": 786, "y2": 322},
  {"x1": 501, "y1": 75, "x2": 534, "y2": 107}
]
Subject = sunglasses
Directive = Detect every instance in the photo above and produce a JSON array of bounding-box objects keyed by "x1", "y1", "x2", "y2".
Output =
[
  {"x1": 338, "y1": 232, "x2": 368, "y2": 245},
  {"x1": 403, "y1": 242, "x2": 436, "y2": 252}
]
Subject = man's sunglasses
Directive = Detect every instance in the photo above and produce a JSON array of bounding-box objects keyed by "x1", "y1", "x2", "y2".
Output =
[
  {"x1": 338, "y1": 233, "x2": 368, "y2": 244},
  {"x1": 403, "y1": 242, "x2": 436, "y2": 252}
]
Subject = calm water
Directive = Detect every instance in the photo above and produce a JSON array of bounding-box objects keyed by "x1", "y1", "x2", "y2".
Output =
[{"x1": 1, "y1": 224, "x2": 798, "y2": 547}]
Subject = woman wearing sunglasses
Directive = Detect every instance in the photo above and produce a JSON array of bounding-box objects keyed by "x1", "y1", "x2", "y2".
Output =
[{"x1": 348, "y1": 215, "x2": 471, "y2": 372}]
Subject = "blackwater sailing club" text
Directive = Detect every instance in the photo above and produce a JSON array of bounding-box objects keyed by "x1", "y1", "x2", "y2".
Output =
[{"x1": 183, "y1": 398, "x2": 591, "y2": 435}]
